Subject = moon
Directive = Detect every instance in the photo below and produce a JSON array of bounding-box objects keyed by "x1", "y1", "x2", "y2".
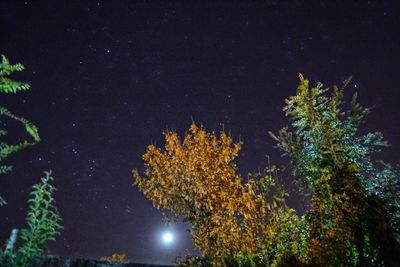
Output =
[{"x1": 162, "y1": 232, "x2": 173, "y2": 244}]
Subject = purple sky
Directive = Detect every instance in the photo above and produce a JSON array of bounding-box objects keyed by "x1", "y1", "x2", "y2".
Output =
[{"x1": 1, "y1": 1, "x2": 399, "y2": 265}]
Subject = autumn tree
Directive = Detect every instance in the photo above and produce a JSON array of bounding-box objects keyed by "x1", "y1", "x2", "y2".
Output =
[
  {"x1": 270, "y1": 74, "x2": 400, "y2": 266},
  {"x1": 134, "y1": 123, "x2": 300, "y2": 265},
  {"x1": 100, "y1": 253, "x2": 129, "y2": 263}
]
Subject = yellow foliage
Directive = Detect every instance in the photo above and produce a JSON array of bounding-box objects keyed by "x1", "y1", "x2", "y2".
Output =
[
  {"x1": 133, "y1": 123, "x2": 272, "y2": 260},
  {"x1": 100, "y1": 253, "x2": 129, "y2": 263}
]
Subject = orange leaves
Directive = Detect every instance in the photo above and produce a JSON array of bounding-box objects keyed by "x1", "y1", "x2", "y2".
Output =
[
  {"x1": 133, "y1": 123, "x2": 276, "y2": 259},
  {"x1": 132, "y1": 122, "x2": 306, "y2": 264},
  {"x1": 100, "y1": 253, "x2": 129, "y2": 263}
]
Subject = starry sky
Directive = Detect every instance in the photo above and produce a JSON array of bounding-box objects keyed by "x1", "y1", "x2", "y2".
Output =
[{"x1": 0, "y1": 1, "x2": 400, "y2": 265}]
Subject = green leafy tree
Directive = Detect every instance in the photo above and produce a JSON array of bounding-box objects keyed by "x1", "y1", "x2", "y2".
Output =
[
  {"x1": 270, "y1": 74, "x2": 400, "y2": 266},
  {"x1": 0, "y1": 171, "x2": 63, "y2": 266},
  {"x1": 0, "y1": 55, "x2": 40, "y2": 206},
  {"x1": 0, "y1": 56, "x2": 62, "y2": 266}
]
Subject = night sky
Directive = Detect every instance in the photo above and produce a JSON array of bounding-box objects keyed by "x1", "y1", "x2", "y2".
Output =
[{"x1": 1, "y1": 1, "x2": 400, "y2": 265}]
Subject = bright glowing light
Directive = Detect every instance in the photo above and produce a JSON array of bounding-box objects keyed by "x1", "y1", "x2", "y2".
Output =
[{"x1": 162, "y1": 232, "x2": 173, "y2": 243}]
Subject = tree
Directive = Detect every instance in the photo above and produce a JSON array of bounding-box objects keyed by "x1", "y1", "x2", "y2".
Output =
[
  {"x1": 1, "y1": 171, "x2": 63, "y2": 266},
  {"x1": 134, "y1": 74, "x2": 400, "y2": 266},
  {"x1": 134, "y1": 123, "x2": 259, "y2": 260},
  {"x1": 134, "y1": 123, "x2": 301, "y2": 265},
  {"x1": 270, "y1": 74, "x2": 400, "y2": 266},
  {"x1": 0, "y1": 55, "x2": 40, "y2": 206},
  {"x1": 0, "y1": 56, "x2": 62, "y2": 266},
  {"x1": 100, "y1": 253, "x2": 129, "y2": 263}
]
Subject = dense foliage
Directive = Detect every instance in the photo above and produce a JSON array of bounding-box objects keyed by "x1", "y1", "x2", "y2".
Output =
[
  {"x1": 0, "y1": 55, "x2": 40, "y2": 206},
  {"x1": 134, "y1": 123, "x2": 301, "y2": 265},
  {"x1": 0, "y1": 171, "x2": 63, "y2": 267},
  {"x1": 270, "y1": 74, "x2": 400, "y2": 266},
  {"x1": 135, "y1": 75, "x2": 400, "y2": 266},
  {"x1": 100, "y1": 253, "x2": 130, "y2": 263}
]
